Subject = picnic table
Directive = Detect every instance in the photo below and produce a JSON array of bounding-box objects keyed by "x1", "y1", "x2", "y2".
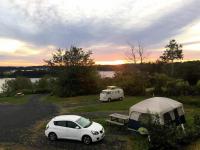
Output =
[{"x1": 106, "y1": 113, "x2": 129, "y2": 126}]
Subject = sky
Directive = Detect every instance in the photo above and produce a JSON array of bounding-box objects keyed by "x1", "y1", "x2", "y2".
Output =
[{"x1": 0, "y1": 0, "x2": 200, "y2": 66}]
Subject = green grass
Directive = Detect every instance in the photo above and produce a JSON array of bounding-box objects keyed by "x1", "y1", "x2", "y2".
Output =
[
  {"x1": 185, "y1": 139, "x2": 200, "y2": 150},
  {"x1": 0, "y1": 95, "x2": 30, "y2": 104},
  {"x1": 1, "y1": 94, "x2": 200, "y2": 149},
  {"x1": 71, "y1": 96, "x2": 148, "y2": 112},
  {"x1": 44, "y1": 95, "x2": 200, "y2": 150},
  {"x1": 44, "y1": 94, "x2": 99, "y2": 105},
  {"x1": 176, "y1": 96, "x2": 200, "y2": 107}
]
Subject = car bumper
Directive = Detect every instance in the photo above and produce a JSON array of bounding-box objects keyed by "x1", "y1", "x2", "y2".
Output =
[
  {"x1": 91, "y1": 132, "x2": 105, "y2": 142},
  {"x1": 99, "y1": 98, "x2": 108, "y2": 102},
  {"x1": 45, "y1": 130, "x2": 49, "y2": 137}
]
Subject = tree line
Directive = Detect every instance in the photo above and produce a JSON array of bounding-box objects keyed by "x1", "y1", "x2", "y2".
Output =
[{"x1": 1, "y1": 40, "x2": 200, "y2": 97}]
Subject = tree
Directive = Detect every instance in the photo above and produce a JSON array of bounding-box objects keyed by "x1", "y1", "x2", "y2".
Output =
[
  {"x1": 126, "y1": 42, "x2": 149, "y2": 64},
  {"x1": 45, "y1": 46, "x2": 100, "y2": 97},
  {"x1": 160, "y1": 39, "x2": 183, "y2": 76},
  {"x1": 137, "y1": 43, "x2": 146, "y2": 64},
  {"x1": 126, "y1": 43, "x2": 137, "y2": 64},
  {"x1": 45, "y1": 46, "x2": 94, "y2": 67}
]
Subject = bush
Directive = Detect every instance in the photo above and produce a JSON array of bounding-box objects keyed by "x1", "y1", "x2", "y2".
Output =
[
  {"x1": 53, "y1": 66, "x2": 101, "y2": 97},
  {"x1": 2, "y1": 77, "x2": 33, "y2": 96},
  {"x1": 150, "y1": 73, "x2": 172, "y2": 96},
  {"x1": 196, "y1": 80, "x2": 200, "y2": 95},
  {"x1": 113, "y1": 71, "x2": 148, "y2": 95},
  {"x1": 34, "y1": 76, "x2": 56, "y2": 94},
  {"x1": 146, "y1": 115, "x2": 182, "y2": 150},
  {"x1": 147, "y1": 114, "x2": 200, "y2": 149},
  {"x1": 150, "y1": 73, "x2": 192, "y2": 96},
  {"x1": 166, "y1": 79, "x2": 190, "y2": 96}
]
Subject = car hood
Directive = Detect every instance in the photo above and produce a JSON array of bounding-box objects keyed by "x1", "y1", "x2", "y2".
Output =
[{"x1": 87, "y1": 122, "x2": 103, "y2": 131}]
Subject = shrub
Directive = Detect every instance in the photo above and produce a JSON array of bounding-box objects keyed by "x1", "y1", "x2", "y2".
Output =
[
  {"x1": 166, "y1": 79, "x2": 190, "y2": 96},
  {"x1": 150, "y1": 73, "x2": 172, "y2": 96},
  {"x1": 146, "y1": 115, "x2": 181, "y2": 150},
  {"x1": 53, "y1": 66, "x2": 101, "y2": 97},
  {"x1": 113, "y1": 71, "x2": 148, "y2": 95},
  {"x1": 196, "y1": 80, "x2": 200, "y2": 95},
  {"x1": 2, "y1": 77, "x2": 33, "y2": 96},
  {"x1": 34, "y1": 76, "x2": 56, "y2": 94}
]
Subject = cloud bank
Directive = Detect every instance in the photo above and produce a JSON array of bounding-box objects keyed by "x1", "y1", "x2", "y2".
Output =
[{"x1": 0, "y1": 0, "x2": 200, "y2": 65}]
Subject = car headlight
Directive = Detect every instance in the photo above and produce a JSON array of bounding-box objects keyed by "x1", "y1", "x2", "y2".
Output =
[
  {"x1": 46, "y1": 125, "x2": 49, "y2": 130},
  {"x1": 91, "y1": 131, "x2": 99, "y2": 135}
]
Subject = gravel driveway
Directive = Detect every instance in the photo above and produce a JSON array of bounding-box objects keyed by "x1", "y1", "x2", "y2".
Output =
[{"x1": 0, "y1": 94, "x2": 58, "y2": 143}]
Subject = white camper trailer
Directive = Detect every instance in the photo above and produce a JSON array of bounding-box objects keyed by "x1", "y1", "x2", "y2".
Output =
[
  {"x1": 128, "y1": 97, "x2": 186, "y2": 131},
  {"x1": 99, "y1": 86, "x2": 124, "y2": 102}
]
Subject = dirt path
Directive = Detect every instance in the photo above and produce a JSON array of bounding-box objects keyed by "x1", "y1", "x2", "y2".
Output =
[{"x1": 0, "y1": 94, "x2": 58, "y2": 143}]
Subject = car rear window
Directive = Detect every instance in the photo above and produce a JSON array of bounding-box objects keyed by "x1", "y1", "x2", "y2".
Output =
[{"x1": 54, "y1": 121, "x2": 67, "y2": 127}]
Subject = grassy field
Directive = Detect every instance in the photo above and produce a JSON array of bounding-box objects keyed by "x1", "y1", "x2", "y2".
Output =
[
  {"x1": 0, "y1": 95, "x2": 30, "y2": 104},
  {"x1": 43, "y1": 95, "x2": 151, "y2": 150},
  {"x1": 43, "y1": 95, "x2": 200, "y2": 149},
  {"x1": 0, "y1": 94, "x2": 200, "y2": 149}
]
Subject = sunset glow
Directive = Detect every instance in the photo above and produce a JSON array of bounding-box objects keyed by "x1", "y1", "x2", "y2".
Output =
[
  {"x1": 0, "y1": 38, "x2": 24, "y2": 53},
  {"x1": 95, "y1": 60, "x2": 128, "y2": 65},
  {"x1": 0, "y1": 0, "x2": 200, "y2": 66}
]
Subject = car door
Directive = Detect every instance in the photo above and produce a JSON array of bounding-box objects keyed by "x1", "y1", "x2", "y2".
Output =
[
  {"x1": 110, "y1": 91, "x2": 114, "y2": 99},
  {"x1": 113, "y1": 90, "x2": 118, "y2": 99},
  {"x1": 66, "y1": 121, "x2": 82, "y2": 140},
  {"x1": 53, "y1": 121, "x2": 68, "y2": 139},
  {"x1": 116, "y1": 90, "x2": 120, "y2": 99}
]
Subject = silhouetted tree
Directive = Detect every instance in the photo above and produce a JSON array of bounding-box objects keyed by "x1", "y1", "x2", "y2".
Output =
[
  {"x1": 126, "y1": 43, "x2": 137, "y2": 64},
  {"x1": 45, "y1": 46, "x2": 94, "y2": 67},
  {"x1": 126, "y1": 42, "x2": 149, "y2": 64},
  {"x1": 160, "y1": 39, "x2": 183, "y2": 76},
  {"x1": 45, "y1": 46, "x2": 100, "y2": 97}
]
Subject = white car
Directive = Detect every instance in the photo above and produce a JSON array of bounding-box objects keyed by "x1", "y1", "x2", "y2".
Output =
[
  {"x1": 45, "y1": 115, "x2": 105, "y2": 144},
  {"x1": 100, "y1": 86, "x2": 124, "y2": 102}
]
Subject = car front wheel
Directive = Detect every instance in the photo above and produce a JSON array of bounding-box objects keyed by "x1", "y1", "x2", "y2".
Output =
[
  {"x1": 48, "y1": 132, "x2": 57, "y2": 141},
  {"x1": 82, "y1": 135, "x2": 92, "y2": 145}
]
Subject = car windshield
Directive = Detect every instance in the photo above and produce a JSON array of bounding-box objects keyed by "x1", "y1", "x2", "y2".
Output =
[
  {"x1": 102, "y1": 91, "x2": 110, "y2": 94},
  {"x1": 76, "y1": 117, "x2": 92, "y2": 128}
]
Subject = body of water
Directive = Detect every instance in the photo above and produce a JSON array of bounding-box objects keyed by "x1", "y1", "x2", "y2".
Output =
[
  {"x1": 0, "y1": 71, "x2": 115, "y2": 92},
  {"x1": 99, "y1": 71, "x2": 115, "y2": 78},
  {"x1": 0, "y1": 78, "x2": 40, "y2": 93}
]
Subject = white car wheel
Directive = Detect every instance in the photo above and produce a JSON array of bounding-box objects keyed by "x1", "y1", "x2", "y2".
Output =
[{"x1": 82, "y1": 135, "x2": 92, "y2": 145}]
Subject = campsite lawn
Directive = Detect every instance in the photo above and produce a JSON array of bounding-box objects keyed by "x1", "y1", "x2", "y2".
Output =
[
  {"x1": 0, "y1": 95, "x2": 30, "y2": 104},
  {"x1": 43, "y1": 95, "x2": 200, "y2": 150},
  {"x1": 0, "y1": 94, "x2": 200, "y2": 150}
]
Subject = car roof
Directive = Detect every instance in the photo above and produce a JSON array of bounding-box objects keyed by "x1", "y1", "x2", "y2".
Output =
[
  {"x1": 102, "y1": 89, "x2": 112, "y2": 92},
  {"x1": 53, "y1": 115, "x2": 81, "y2": 122},
  {"x1": 102, "y1": 88, "x2": 121, "y2": 92}
]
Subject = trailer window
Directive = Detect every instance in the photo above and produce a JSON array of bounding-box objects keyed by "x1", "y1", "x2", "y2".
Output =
[
  {"x1": 163, "y1": 112, "x2": 172, "y2": 124},
  {"x1": 138, "y1": 113, "x2": 151, "y2": 125}
]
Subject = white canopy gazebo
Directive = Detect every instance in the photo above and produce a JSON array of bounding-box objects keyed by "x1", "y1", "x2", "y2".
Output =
[{"x1": 128, "y1": 97, "x2": 185, "y2": 130}]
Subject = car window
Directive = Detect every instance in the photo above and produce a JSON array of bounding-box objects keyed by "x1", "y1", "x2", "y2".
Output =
[
  {"x1": 67, "y1": 121, "x2": 78, "y2": 128},
  {"x1": 54, "y1": 121, "x2": 67, "y2": 127},
  {"x1": 76, "y1": 117, "x2": 92, "y2": 128}
]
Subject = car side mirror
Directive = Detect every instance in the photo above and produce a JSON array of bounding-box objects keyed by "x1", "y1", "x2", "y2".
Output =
[{"x1": 75, "y1": 126, "x2": 80, "y2": 129}]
